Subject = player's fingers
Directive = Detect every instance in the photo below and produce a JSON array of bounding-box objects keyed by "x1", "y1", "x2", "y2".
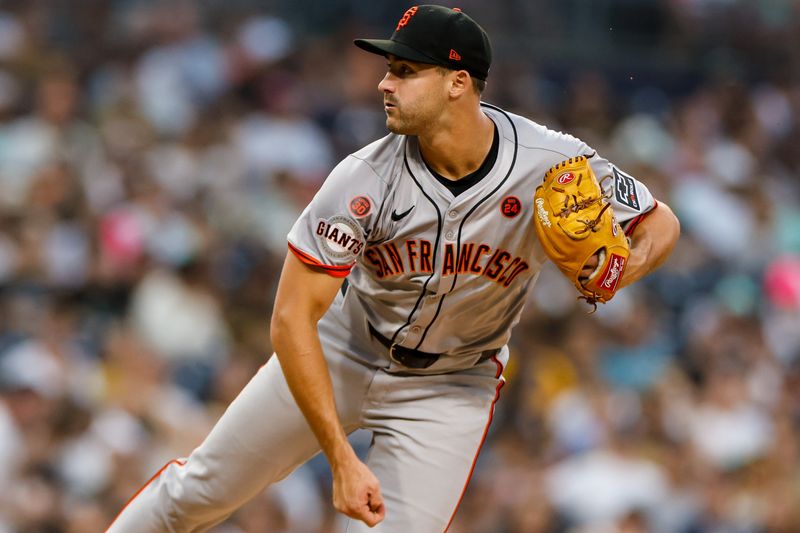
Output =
[
  {"x1": 363, "y1": 514, "x2": 384, "y2": 527},
  {"x1": 344, "y1": 501, "x2": 384, "y2": 527},
  {"x1": 362, "y1": 503, "x2": 385, "y2": 527},
  {"x1": 368, "y1": 488, "x2": 385, "y2": 515},
  {"x1": 579, "y1": 253, "x2": 601, "y2": 282},
  {"x1": 358, "y1": 481, "x2": 384, "y2": 525},
  {"x1": 333, "y1": 489, "x2": 381, "y2": 523},
  {"x1": 351, "y1": 486, "x2": 385, "y2": 527},
  {"x1": 373, "y1": 501, "x2": 386, "y2": 522},
  {"x1": 369, "y1": 488, "x2": 384, "y2": 512}
]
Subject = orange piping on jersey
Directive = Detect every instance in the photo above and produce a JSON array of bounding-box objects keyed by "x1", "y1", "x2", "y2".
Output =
[
  {"x1": 624, "y1": 200, "x2": 658, "y2": 236},
  {"x1": 287, "y1": 243, "x2": 352, "y2": 278},
  {"x1": 444, "y1": 356, "x2": 505, "y2": 531},
  {"x1": 107, "y1": 458, "x2": 187, "y2": 530}
]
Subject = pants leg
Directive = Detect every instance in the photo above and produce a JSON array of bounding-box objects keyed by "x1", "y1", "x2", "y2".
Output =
[
  {"x1": 108, "y1": 354, "x2": 371, "y2": 532},
  {"x1": 344, "y1": 356, "x2": 506, "y2": 533}
]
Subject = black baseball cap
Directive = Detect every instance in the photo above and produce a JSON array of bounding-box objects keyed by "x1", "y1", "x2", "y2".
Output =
[{"x1": 354, "y1": 5, "x2": 492, "y2": 81}]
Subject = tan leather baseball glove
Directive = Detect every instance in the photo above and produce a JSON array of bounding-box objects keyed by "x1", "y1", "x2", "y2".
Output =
[{"x1": 533, "y1": 156, "x2": 630, "y2": 307}]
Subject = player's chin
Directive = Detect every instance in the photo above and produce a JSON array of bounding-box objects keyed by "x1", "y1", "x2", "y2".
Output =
[
  {"x1": 386, "y1": 119, "x2": 408, "y2": 135},
  {"x1": 386, "y1": 117, "x2": 420, "y2": 135}
]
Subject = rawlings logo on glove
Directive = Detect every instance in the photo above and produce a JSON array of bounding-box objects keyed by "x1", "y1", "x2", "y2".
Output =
[{"x1": 533, "y1": 156, "x2": 630, "y2": 307}]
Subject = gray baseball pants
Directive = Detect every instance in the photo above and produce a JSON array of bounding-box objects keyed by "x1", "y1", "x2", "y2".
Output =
[{"x1": 107, "y1": 342, "x2": 506, "y2": 532}]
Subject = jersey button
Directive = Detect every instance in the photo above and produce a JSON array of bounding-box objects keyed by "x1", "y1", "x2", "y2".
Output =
[
  {"x1": 448, "y1": 210, "x2": 458, "y2": 218},
  {"x1": 445, "y1": 231, "x2": 455, "y2": 240},
  {"x1": 410, "y1": 326, "x2": 422, "y2": 333}
]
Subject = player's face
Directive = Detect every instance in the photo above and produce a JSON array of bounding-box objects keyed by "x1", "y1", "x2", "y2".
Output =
[{"x1": 379, "y1": 56, "x2": 450, "y2": 135}]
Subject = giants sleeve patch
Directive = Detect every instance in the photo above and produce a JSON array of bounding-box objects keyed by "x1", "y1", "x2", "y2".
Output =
[
  {"x1": 613, "y1": 167, "x2": 640, "y2": 210},
  {"x1": 316, "y1": 216, "x2": 365, "y2": 259}
]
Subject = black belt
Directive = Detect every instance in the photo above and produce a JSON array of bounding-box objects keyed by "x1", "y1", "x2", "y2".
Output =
[{"x1": 368, "y1": 323, "x2": 498, "y2": 369}]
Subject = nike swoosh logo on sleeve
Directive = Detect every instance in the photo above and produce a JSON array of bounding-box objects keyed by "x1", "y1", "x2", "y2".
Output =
[{"x1": 390, "y1": 206, "x2": 415, "y2": 221}]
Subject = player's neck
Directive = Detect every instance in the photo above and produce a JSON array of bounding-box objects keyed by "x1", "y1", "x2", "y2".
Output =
[{"x1": 418, "y1": 108, "x2": 494, "y2": 182}]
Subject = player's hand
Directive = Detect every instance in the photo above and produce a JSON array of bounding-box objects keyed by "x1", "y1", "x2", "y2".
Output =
[
  {"x1": 579, "y1": 253, "x2": 600, "y2": 285},
  {"x1": 332, "y1": 456, "x2": 385, "y2": 527}
]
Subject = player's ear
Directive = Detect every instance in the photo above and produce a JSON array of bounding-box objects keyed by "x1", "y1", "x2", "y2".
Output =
[{"x1": 448, "y1": 70, "x2": 471, "y2": 98}]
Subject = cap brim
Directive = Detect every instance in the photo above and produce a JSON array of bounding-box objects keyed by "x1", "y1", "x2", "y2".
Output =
[{"x1": 353, "y1": 38, "x2": 438, "y2": 65}]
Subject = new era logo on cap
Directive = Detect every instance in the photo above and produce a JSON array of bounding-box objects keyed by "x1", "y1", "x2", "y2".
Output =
[{"x1": 449, "y1": 49, "x2": 461, "y2": 61}]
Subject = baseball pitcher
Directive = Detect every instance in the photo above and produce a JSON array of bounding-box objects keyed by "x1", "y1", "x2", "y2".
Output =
[{"x1": 108, "y1": 5, "x2": 680, "y2": 532}]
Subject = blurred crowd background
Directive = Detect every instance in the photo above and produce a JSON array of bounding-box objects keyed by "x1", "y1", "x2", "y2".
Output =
[{"x1": 0, "y1": 0, "x2": 799, "y2": 531}]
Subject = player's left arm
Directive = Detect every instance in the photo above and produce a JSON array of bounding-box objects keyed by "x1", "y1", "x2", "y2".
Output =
[
  {"x1": 618, "y1": 200, "x2": 680, "y2": 288},
  {"x1": 582, "y1": 154, "x2": 680, "y2": 290}
]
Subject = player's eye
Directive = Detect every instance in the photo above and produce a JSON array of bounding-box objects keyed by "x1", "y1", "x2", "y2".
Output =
[{"x1": 388, "y1": 63, "x2": 412, "y2": 77}]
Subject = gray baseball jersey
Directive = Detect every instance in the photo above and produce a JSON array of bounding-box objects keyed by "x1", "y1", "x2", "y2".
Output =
[
  {"x1": 288, "y1": 103, "x2": 654, "y2": 364},
  {"x1": 107, "y1": 103, "x2": 657, "y2": 533}
]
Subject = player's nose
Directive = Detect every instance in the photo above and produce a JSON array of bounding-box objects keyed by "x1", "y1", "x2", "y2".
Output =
[{"x1": 378, "y1": 73, "x2": 395, "y2": 94}]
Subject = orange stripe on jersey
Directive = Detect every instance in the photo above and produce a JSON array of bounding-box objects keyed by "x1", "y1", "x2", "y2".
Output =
[{"x1": 288, "y1": 243, "x2": 352, "y2": 278}]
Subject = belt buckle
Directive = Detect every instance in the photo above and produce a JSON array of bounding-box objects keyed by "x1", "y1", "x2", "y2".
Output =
[{"x1": 389, "y1": 343, "x2": 411, "y2": 367}]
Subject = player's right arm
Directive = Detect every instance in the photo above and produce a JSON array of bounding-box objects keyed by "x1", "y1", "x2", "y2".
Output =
[{"x1": 270, "y1": 252, "x2": 385, "y2": 527}]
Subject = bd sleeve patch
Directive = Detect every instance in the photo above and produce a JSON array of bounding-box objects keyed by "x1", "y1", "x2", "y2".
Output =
[
  {"x1": 613, "y1": 166, "x2": 641, "y2": 210},
  {"x1": 315, "y1": 216, "x2": 365, "y2": 260},
  {"x1": 348, "y1": 195, "x2": 373, "y2": 219}
]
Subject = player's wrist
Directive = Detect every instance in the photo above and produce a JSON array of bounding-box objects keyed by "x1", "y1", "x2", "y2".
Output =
[
  {"x1": 620, "y1": 241, "x2": 650, "y2": 287},
  {"x1": 327, "y1": 442, "x2": 359, "y2": 472}
]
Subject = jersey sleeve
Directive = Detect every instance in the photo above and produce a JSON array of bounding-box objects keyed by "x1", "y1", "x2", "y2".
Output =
[
  {"x1": 587, "y1": 153, "x2": 657, "y2": 236},
  {"x1": 287, "y1": 155, "x2": 384, "y2": 278}
]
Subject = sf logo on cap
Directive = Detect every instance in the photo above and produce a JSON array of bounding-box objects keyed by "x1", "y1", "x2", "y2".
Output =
[{"x1": 396, "y1": 6, "x2": 418, "y2": 30}]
